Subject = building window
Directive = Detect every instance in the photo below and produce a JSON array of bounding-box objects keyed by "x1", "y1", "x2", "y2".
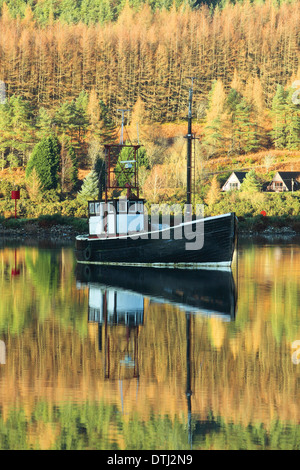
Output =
[
  {"x1": 274, "y1": 181, "x2": 283, "y2": 190},
  {"x1": 230, "y1": 183, "x2": 239, "y2": 190}
]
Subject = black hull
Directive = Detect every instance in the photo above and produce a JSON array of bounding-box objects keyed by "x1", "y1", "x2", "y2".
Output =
[
  {"x1": 75, "y1": 212, "x2": 237, "y2": 267},
  {"x1": 77, "y1": 264, "x2": 237, "y2": 320}
]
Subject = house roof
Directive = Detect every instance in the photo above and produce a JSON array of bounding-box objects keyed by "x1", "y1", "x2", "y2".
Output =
[
  {"x1": 232, "y1": 171, "x2": 247, "y2": 182},
  {"x1": 276, "y1": 172, "x2": 300, "y2": 191},
  {"x1": 276, "y1": 171, "x2": 300, "y2": 179}
]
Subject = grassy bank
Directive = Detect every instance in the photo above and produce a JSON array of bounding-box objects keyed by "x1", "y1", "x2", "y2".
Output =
[{"x1": 0, "y1": 214, "x2": 88, "y2": 238}]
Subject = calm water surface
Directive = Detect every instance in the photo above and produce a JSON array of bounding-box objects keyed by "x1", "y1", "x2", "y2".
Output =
[{"x1": 0, "y1": 238, "x2": 299, "y2": 450}]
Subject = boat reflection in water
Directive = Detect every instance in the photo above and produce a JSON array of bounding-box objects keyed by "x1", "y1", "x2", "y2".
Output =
[
  {"x1": 76, "y1": 265, "x2": 237, "y2": 447},
  {"x1": 77, "y1": 265, "x2": 237, "y2": 322},
  {"x1": 76, "y1": 265, "x2": 237, "y2": 376}
]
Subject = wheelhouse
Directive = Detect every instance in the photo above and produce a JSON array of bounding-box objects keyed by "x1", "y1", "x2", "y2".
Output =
[{"x1": 88, "y1": 198, "x2": 146, "y2": 237}]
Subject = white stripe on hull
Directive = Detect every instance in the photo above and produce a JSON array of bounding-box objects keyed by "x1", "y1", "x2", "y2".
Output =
[{"x1": 77, "y1": 260, "x2": 232, "y2": 271}]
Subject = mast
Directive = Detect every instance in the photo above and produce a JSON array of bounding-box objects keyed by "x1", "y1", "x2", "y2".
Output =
[
  {"x1": 118, "y1": 108, "x2": 130, "y2": 145},
  {"x1": 186, "y1": 78, "x2": 196, "y2": 208},
  {"x1": 186, "y1": 312, "x2": 193, "y2": 449}
]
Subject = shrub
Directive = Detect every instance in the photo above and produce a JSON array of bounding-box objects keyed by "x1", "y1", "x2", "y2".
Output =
[{"x1": 26, "y1": 135, "x2": 61, "y2": 190}]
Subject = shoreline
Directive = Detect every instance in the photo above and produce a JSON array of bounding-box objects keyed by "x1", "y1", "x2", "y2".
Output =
[
  {"x1": 0, "y1": 222, "x2": 300, "y2": 244},
  {"x1": 0, "y1": 223, "x2": 79, "y2": 244}
]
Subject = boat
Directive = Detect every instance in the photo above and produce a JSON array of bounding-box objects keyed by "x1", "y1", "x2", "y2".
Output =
[{"x1": 75, "y1": 84, "x2": 237, "y2": 268}]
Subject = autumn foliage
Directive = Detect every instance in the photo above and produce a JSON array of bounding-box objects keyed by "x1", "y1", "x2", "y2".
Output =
[{"x1": 0, "y1": 1, "x2": 298, "y2": 118}]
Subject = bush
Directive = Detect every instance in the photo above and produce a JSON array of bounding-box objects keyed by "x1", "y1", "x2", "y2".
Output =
[
  {"x1": 0, "y1": 180, "x2": 14, "y2": 198},
  {"x1": 37, "y1": 213, "x2": 68, "y2": 227}
]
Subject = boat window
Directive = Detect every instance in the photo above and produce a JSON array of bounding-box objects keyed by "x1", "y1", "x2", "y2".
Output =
[
  {"x1": 128, "y1": 202, "x2": 137, "y2": 213},
  {"x1": 89, "y1": 202, "x2": 95, "y2": 214},
  {"x1": 95, "y1": 202, "x2": 100, "y2": 215},
  {"x1": 137, "y1": 202, "x2": 144, "y2": 213},
  {"x1": 108, "y1": 202, "x2": 115, "y2": 214},
  {"x1": 118, "y1": 200, "x2": 127, "y2": 213}
]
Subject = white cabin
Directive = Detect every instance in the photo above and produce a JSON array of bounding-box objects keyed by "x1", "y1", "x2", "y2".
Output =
[{"x1": 88, "y1": 198, "x2": 145, "y2": 237}]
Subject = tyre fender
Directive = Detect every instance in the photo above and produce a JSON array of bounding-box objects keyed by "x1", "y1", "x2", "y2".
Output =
[{"x1": 83, "y1": 245, "x2": 92, "y2": 261}]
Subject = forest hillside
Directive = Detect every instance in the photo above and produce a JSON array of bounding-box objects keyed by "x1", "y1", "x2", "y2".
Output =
[{"x1": 0, "y1": 0, "x2": 299, "y2": 219}]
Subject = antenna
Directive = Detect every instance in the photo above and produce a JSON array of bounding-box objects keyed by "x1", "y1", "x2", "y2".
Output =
[{"x1": 118, "y1": 108, "x2": 130, "y2": 145}]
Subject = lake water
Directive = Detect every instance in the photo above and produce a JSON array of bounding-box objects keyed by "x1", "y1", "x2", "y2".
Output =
[{"x1": 0, "y1": 238, "x2": 299, "y2": 450}]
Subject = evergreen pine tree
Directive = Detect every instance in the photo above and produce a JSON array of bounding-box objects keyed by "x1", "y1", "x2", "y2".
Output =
[
  {"x1": 235, "y1": 99, "x2": 259, "y2": 153},
  {"x1": 240, "y1": 170, "x2": 261, "y2": 193},
  {"x1": 0, "y1": 94, "x2": 34, "y2": 167},
  {"x1": 36, "y1": 107, "x2": 53, "y2": 139},
  {"x1": 271, "y1": 85, "x2": 288, "y2": 149},
  {"x1": 223, "y1": 88, "x2": 242, "y2": 153},
  {"x1": 285, "y1": 87, "x2": 300, "y2": 150},
  {"x1": 99, "y1": 100, "x2": 117, "y2": 143},
  {"x1": 77, "y1": 170, "x2": 99, "y2": 204},
  {"x1": 60, "y1": 134, "x2": 78, "y2": 192},
  {"x1": 26, "y1": 135, "x2": 61, "y2": 190}
]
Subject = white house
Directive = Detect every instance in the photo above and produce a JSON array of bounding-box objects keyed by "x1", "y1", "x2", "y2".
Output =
[
  {"x1": 222, "y1": 172, "x2": 247, "y2": 191},
  {"x1": 266, "y1": 172, "x2": 300, "y2": 192}
]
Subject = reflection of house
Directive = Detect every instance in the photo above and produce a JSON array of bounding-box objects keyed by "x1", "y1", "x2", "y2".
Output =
[
  {"x1": 266, "y1": 172, "x2": 300, "y2": 192},
  {"x1": 222, "y1": 172, "x2": 247, "y2": 191},
  {"x1": 88, "y1": 285, "x2": 144, "y2": 327}
]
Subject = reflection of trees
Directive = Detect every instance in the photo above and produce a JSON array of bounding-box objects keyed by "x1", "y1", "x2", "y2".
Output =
[
  {"x1": 0, "y1": 244, "x2": 300, "y2": 449},
  {"x1": 0, "y1": 247, "x2": 88, "y2": 334},
  {"x1": 1, "y1": 403, "x2": 300, "y2": 450},
  {"x1": 25, "y1": 249, "x2": 60, "y2": 297}
]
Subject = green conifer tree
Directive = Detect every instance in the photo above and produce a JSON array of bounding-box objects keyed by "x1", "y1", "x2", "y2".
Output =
[
  {"x1": 77, "y1": 170, "x2": 99, "y2": 204},
  {"x1": 26, "y1": 135, "x2": 61, "y2": 190},
  {"x1": 60, "y1": 134, "x2": 78, "y2": 192},
  {"x1": 36, "y1": 107, "x2": 53, "y2": 139},
  {"x1": 223, "y1": 88, "x2": 242, "y2": 154},
  {"x1": 240, "y1": 170, "x2": 261, "y2": 193},
  {"x1": 271, "y1": 85, "x2": 288, "y2": 149},
  {"x1": 285, "y1": 87, "x2": 300, "y2": 150},
  {"x1": 235, "y1": 99, "x2": 259, "y2": 153}
]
